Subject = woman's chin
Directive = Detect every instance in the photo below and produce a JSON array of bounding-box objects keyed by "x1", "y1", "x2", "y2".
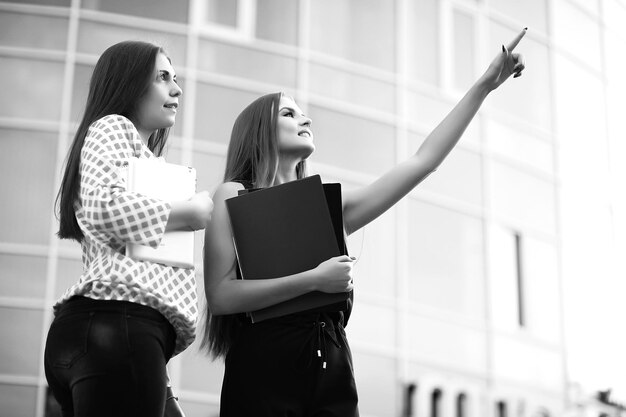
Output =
[{"x1": 281, "y1": 143, "x2": 315, "y2": 160}]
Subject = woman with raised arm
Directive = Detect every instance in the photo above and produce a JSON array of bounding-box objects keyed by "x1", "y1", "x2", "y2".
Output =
[
  {"x1": 202, "y1": 29, "x2": 527, "y2": 416},
  {"x1": 45, "y1": 41, "x2": 213, "y2": 417}
]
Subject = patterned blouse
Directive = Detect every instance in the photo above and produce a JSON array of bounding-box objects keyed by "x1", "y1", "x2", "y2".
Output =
[{"x1": 54, "y1": 114, "x2": 197, "y2": 355}]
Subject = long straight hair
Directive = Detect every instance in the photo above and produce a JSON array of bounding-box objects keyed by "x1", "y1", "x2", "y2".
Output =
[
  {"x1": 56, "y1": 41, "x2": 170, "y2": 242},
  {"x1": 201, "y1": 92, "x2": 309, "y2": 359}
]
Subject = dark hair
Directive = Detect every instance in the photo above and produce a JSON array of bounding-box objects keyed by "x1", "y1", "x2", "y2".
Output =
[
  {"x1": 200, "y1": 92, "x2": 309, "y2": 359},
  {"x1": 56, "y1": 40, "x2": 171, "y2": 241}
]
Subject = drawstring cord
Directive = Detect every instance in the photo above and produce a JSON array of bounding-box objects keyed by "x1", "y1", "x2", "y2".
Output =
[
  {"x1": 295, "y1": 318, "x2": 342, "y2": 371},
  {"x1": 315, "y1": 321, "x2": 327, "y2": 369}
]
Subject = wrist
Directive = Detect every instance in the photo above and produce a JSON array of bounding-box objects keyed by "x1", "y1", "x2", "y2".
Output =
[
  {"x1": 473, "y1": 75, "x2": 494, "y2": 96},
  {"x1": 301, "y1": 268, "x2": 319, "y2": 292}
]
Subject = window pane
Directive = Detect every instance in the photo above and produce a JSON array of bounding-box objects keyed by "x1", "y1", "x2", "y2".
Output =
[
  {"x1": 408, "y1": 200, "x2": 485, "y2": 318},
  {"x1": 0, "y1": 384, "x2": 38, "y2": 417},
  {"x1": 206, "y1": 0, "x2": 237, "y2": 26},
  {"x1": 524, "y1": 237, "x2": 561, "y2": 343},
  {"x1": 177, "y1": 340, "x2": 225, "y2": 393},
  {"x1": 197, "y1": 39, "x2": 297, "y2": 87},
  {"x1": 0, "y1": 254, "x2": 47, "y2": 299},
  {"x1": 489, "y1": 0, "x2": 548, "y2": 36},
  {"x1": 307, "y1": 105, "x2": 395, "y2": 176},
  {"x1": 489, "y1": 160, "x2": 557, "y2": 234},
  {"x1": 3, "y1": 0, "x2": 69, "y2": 5},
  {"x1": 0, "y1": 129, "x2": 56, "y2": 244},
  {"x1": 193, "y1": 83, "x2": 260, "y2": 144},
  {"x1": 309, "y1": 63, "x2": 395, "y2": 113},
  {"x1": 488, "y1": 225, "x2": 519, "y2": 330},
  {"x1": 488, "y1": 22, "x2": 552, "y2": 130},
  {"x1": 485, "y1": 119, "x2": 554, "y2": 175},
  {"x1": 310, "y1": 0, "x2": 395, "y2": 71},
  {"x1": 55, "y1": 258, "x2": 83, "y2": 300},
  {"x1": 0, "y1": 57, "x2": 64, "y2": 120},
  {"x1": 353, "y1": 352, "x2": 397, "y2": 416},
  {"x1": 407, "y1": 316, "x2": 488, "y2": 372},
  {"x1": 407, "y1": 91, "x2": 456, "y2": 132},
  {"x1": 553, "y1": 0, "x2": 602, "y2": 71},
  {"x1": 407, "y1": 0, "x2": 439, "y2": 85},
  {"x1": 0, "y1": 12, "x2": 68, "y2": 50},
  {"x1": 192, "y1": 152, "x2": 225, "y2": 197},
  {"x1": 492, "y1": 335, "x2": 564, "y2": 388},
  {"x1": 345, "y1": 204, "x2": 396, "y2": 300},
  {"x1": 348, "y1": 303, "x2": 396, "y2": 351},
  {"x1": 256, "y1": 0, "x2": 298, "y2": 45},
  {"x1": 453, "y1": 10, "x2": 476, "y2": 90},
  {"x1": 82, "y1": 0, "x2": 189, "y2": 24},
  {"x1": 76, "y1": 21, "x2": 187, "y2": 65},
  {"x1": 604, "y1": 0, "x2": 626, "y2": 41},
  {"x1": 568, "y1": 0, "x2": 599, "y2": 16},
  {"x1": 0, "y1": 307, "x2": 43, "y2": 376},
  {"x1": 412, "y1": 143, "x2": 483, "y2": 207},
  {"x1": 71, "y1": 64, "x2": 93, "y2": 122},
  {"x1": 555, "y1": 55, "x2": 608, "y2": 198}
]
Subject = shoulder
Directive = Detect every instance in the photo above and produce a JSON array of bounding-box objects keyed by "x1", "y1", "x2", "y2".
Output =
[
  {"x1": 213, "y1": 181, "x2": 245, "y2": 202},
  {"x1": 86, "y1": 114, "x2": 139, "y2": 143},
  {"x1": 84, "y1": 114, "x2": 140, "y2": 153},
  {"x1": 89, "y1": 114, "x2": 136, "y2": 132}
]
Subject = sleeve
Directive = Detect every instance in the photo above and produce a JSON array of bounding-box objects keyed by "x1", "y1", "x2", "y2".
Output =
[{"x1": 76, "y1": 115, "x2": 171, "y2": 248}]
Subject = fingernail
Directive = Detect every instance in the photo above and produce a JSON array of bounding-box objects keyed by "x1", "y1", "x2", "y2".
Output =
[{"x1": 514, "y1": 72, "x2": 522, "y2": 78}]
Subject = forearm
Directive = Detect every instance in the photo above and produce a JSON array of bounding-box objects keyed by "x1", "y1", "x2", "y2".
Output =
[
  {"x1": 415, "y1": 79, "x2": 491, "y2": 169},
  {"x1": 165, "y1": 200, "x2": 198, "y2": 232},
  {"x1": 207, "y1": 269, "x2": 318, "y2": 315}
]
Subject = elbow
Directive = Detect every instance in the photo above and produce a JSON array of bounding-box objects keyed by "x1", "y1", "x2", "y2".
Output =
[{"x1": 205, "y1": 286, "x2": 234, "y2": 316}]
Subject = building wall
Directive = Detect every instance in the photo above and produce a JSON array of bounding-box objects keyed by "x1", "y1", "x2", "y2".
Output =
[{"x1": 1, "y1": 0, "x2": 623, "y2": 416}]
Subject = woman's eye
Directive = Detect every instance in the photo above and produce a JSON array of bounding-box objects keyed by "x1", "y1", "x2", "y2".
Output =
[{"x1": 283, "y1": 111, "x2": 294, "y2": 117}]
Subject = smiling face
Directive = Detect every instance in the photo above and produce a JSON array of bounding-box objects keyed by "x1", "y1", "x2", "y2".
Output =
[
  {"x1": 134, "y1": 52, "x2": 182, "y2": 140},
  {"x1": 276, "y1": 95, "x2": 315, "y2": 160}
]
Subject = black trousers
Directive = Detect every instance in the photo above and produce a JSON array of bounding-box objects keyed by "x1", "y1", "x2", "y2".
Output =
[
  {"x1": 44, "y1": 296, "x2": 176, "y2": 417},
  {"x1": 220, "y1": 312, "x2": 359, "y2": 417}
]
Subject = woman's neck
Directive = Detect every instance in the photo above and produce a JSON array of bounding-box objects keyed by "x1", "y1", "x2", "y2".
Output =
[
  {"x1": 273, "y1": 158, "x2": 300, "y2": 185},
  {"x1": 137, "y1": 128, "x2": 151, "y2": 146}
]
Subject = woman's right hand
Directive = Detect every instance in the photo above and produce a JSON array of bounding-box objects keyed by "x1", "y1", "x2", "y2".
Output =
[
  {"x1": 313, "y1": 255, "x2": 355, "y2": 293},
  {"x1": 187, "y1": 191, "x2": 214, "y2": 230}
]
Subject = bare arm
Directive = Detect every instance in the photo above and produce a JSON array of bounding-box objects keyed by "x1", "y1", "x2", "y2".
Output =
[
  {"x1": 343, "y1": 29, "x2": 527, "y2": 234},
  {"x1": 165, "y1": 191, "x2": 214, "y2": 232},
  {"x1": 203, "y1": 182, "x2": 354, "y2": 316}
]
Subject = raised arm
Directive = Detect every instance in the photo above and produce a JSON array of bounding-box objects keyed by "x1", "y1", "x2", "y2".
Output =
[
  {"x1": 203, "y1": 182, "x2": 354, "y2": 315},
  {"x1": 342, "y1": 29, "x2": 527, "y2": 234}
]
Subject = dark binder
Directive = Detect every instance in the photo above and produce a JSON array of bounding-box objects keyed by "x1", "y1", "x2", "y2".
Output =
[{"x1": 226, "y1": 175, "x2": 349, "y2": 323}]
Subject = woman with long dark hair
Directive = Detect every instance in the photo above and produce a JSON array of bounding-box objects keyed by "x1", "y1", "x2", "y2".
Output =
[
  {"x1": 45, "y1": 40, "x2": 213, "y2": 417},
  {"x1": 202, "y1": 30, "x2": 527, "y2": 416}
]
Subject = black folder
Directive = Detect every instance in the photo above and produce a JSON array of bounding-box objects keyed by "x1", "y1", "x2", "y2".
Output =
[{"x1": 226, "y1": 175, "x2": 349, "y2": 323}]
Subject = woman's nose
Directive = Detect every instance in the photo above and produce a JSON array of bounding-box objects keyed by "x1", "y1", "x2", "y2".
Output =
[
  {"x1": 171, "y1": 83, "x2": 183, "y2": 97},
  {"x1": 300, "y1": 116, "x2": 312, "y2": 127}
]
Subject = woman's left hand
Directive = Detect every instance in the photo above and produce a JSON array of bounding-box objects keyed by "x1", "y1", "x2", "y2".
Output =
[{"x1": 481, "y1": 28, "x2": 527, "y2": 91}]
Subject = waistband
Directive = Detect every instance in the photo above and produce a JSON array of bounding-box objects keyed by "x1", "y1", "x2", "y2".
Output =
[
  {"x1": 243, "y1": 310, "x2": 346, "y2": 371},
  {"x1": 55, "y1": 296, "x2": 167, "y2": 323}
]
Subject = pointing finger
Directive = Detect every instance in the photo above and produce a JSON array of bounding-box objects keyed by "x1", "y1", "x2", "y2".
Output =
[{"x1": 506, "y1": 27, "x2": 527, "y2": 51}]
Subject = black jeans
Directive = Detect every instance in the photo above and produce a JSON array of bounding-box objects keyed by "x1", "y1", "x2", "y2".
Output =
[{"x1": 44, "y1": 296, "x2": 176, "y2": 417}]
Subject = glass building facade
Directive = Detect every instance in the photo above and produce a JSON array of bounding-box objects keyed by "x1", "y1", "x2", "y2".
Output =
[{"x1": 1, "y1": 0, "x2": 625, "y2": 416}]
